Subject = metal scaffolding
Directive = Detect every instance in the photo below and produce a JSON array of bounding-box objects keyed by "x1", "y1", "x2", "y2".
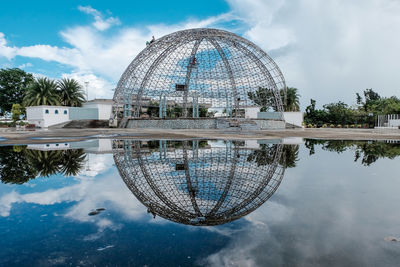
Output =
[
  {"x1": 113, "y1": 140, "x2": 286, "y2": 226},
  {"x1": 112, "y1": 28, "x2": 286, "y2": 122}
]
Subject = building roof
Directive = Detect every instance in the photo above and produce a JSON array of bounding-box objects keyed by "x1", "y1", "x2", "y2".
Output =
[{"x1": 84, "y1": 99, "x2": 114, "y2": 104}]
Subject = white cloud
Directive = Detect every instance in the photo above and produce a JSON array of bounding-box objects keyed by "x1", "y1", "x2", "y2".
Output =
[
  {"x1": 0, "y1": 154, "x2": 148, "y2": 234},
  {"x1": 0, "y1": 6, "x2": 235, "y2": 101},
  {"x1": 18, "y1": 62, "x2": 33, "y2": 69},
  {"x1": 226, "y1": 0, "x2": 400, "y2": 108},
  {"x1": 61, "y1": 72, "x2": 115, "y2": 99},
  {"x1": 78, "y1": 5, "x2": 120, "y2": 31},
  {"x1": 1, "y1": 2, "x2": 400, "y2": 105}
]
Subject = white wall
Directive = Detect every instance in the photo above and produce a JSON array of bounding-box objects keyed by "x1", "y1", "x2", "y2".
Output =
[
  {"x1": 283, "y1": 112, "x2": 303, "y2": 127},
  {"x1": 27, "y1": 106, "x2": 70, "y2": 127},
  {"x1": 83, "y1": 103, "x2": 112, "y2": 120},
  {"x1": 389, "y1": 119, "x2": 400, "y2": 127},
  {"x1": 245, "y1": 107, "x2": 260, "y2": 118}
]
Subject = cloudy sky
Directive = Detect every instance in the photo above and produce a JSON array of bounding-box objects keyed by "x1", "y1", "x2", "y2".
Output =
[{"x1": 1, "y1": 0, "x2": 399, "y2": 109}]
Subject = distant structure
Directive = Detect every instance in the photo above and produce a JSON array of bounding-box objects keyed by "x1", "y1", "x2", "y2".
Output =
[
  {"x1": 112, "y1": 28, "x2": 287, "y2": 129},
  {"x1": 26, "y1": 99, "x2": 113, "y2": 128},
  {"x1": 113, "y1": 140, "x2": 286, "y2": 226}
]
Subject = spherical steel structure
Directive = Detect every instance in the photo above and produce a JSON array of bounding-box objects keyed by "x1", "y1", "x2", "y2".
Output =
[
  {"x1": 113, "y1": 140, "x2": 286, "y2": 226},
  {"x1": 112, "y1": 28, "x2": 286, "y2": 121}
]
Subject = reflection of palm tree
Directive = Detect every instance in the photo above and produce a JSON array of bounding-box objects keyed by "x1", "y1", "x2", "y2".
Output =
[
  {"x1": 25, "y1": 150, "x2": 63, "y2": 177},
  {"x1": 61, "y1": 149, "x2": 86, "y2": 176},
  {"x1": 283, "y1": 145, "x2": 299, "y2": 168},
  {"x1": 24, "y1": 149, "x2": 86, "y2": 177},
  {"x1": 247, "y1": 144, "x2": 299, "y2": 168},
  {"x1": 247, "y1": 144, "x2": 277, "y2": 166}
]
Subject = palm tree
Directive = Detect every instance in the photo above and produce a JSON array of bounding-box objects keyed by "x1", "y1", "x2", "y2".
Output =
[
  {"x1": 57, "y1": 78, "x2": 86, "y2": 107},
  {"x1": 281, "y1": 87, "x2": 300, "y2": 112},
  {"x1": 23, "y1": 77, "x2": 60, "y2": 106}
]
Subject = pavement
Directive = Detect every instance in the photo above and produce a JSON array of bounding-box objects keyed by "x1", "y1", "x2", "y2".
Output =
[{"x1": 1, "y1": 127, "x2": 400, "y2": 145}]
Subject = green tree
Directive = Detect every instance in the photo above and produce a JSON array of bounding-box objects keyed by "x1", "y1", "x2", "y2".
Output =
[
  {"x1": 11, "y1": 104, "x2": 24, "y2": 122},
  {"x1": 282, "y1": 87, "x2": 300, "y2": 112},
  {"x1": 57, "y1": 78, "x2": 86, "y2": 107},
  {"x1": 0, "y1": 68, "x2": 34, "y2": 115},
  {"x1": 323, "y1": 101, "x2": 352, "y2": 124},
  {"x1": 23, "y1": 77, "x2": 60, "y2": 106},
  {"x1": 363, "y1": 88, "x2": 381, "y2": 112},
  {"x1": 247, "y1": 87, "x2": 275, "y2": 112}
]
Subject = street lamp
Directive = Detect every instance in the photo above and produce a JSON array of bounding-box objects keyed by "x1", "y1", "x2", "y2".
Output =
[{"x1": 84, "y1": 81, "x2": 89, "y2": 101}]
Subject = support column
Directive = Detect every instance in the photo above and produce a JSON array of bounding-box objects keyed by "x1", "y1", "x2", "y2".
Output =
[
  {"x1": 163, "y1": 96, "x2": 167, "y2": 118},
  {"x1": 159, "y1": 95, "x2": 163, "y2": 118}
]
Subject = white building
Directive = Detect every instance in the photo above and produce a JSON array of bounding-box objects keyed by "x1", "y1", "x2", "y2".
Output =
[
  {"x1": 245, "y1": 107, "x2": 304, "y2": 128},
  {"x1": 82, "y1": 99, "x2": 113, "y2": 120},
  {"x1": 26, "y1": 99, "x2": 113, "y2": 128},
  {"x1": 26, "y1": 106, "x2": 70, "y2": 128}
]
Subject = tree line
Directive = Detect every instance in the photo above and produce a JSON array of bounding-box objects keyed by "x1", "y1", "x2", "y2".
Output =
[
  {"x1": 304, "y1": 89, "x2": 400, "y2": 127},
  {"x1": 0, "y1": 68, "x2": 86, "y2": 119}
]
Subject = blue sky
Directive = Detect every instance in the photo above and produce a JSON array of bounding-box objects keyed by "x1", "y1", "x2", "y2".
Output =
[{"x1": 1, "y1": 0, "x2": 400, "y2": 108}]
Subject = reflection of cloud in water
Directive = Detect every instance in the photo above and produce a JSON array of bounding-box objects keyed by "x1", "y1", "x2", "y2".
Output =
[
  {"x1": 0, "y1": 154, "x2": 149, "y2": 234},
  {"x1": 202, "y1": 147, "x2": 400, "y2": 267}
]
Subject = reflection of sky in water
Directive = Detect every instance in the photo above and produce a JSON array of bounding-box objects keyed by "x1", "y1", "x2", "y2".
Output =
[{"x1": 1, "y1": 140, "x2": 400, "y2": 266}]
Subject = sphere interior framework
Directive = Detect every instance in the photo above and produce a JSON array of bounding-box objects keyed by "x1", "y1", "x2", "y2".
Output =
[
  {"x1": 113, "y1": 140, "x2": 286, "y2": 226},
  {"x1": 113, "y1": 28, "x2": 286, "y2": 119}
]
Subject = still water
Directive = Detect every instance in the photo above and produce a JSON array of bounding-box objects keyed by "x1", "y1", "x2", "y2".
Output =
[{"x1": 0, "y1": 138, "x2": 400, "y2": 266}]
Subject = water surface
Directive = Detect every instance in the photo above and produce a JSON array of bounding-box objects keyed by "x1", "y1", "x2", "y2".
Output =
[{"x1": 1, "y1": 138, "x2": 400, "y2": 266}]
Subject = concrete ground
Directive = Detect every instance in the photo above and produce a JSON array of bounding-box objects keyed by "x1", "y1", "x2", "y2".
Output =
[{"x1": 1, "y1": 127, "x2": 400, "y2": 144}]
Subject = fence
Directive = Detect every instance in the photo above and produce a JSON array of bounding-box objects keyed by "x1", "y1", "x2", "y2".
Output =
[{"x1": 376, "y1": 114, "x2": 400, "y2": 128}]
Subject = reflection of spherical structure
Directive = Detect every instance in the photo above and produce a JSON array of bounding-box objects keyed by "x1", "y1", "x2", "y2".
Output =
[
  {"x1": 113, "y1": 28, "x2": 285, "y2": 119},
  {"x1": 113, "y1": 140, "x2": 285, "y2": 226}
]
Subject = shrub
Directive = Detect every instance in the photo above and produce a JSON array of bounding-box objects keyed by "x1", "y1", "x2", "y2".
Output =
[{"x1": 337, "y1": 124, "x2": 342, "y2": 128}]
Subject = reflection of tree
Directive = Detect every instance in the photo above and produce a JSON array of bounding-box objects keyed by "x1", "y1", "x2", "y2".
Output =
[
  {"x1": 24, "y1": 149, "x2": 86, "y2": 177},
  {"x1": 25, "y1": 149, "x2": 63, "y2": 177},
  {"x1": 247, "y1": 144, "x2": 299, "y2": 168},
  {"x1": 283, "y1": 145, "x2": 299, "y2": 168},
  {"x1": 305, "y1": 139, "x2": 400, "y2": 166},
  {"x1": 0, "y1": 146, "x2": 38, "y2": 184},
  {"x1": 60, "y1": 150, "x2": 87, "y2": 176},
  {"x1": 0, "y1": 147, "x2": 87, "y2": 184}
]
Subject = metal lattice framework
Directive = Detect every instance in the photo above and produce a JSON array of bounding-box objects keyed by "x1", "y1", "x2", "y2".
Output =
[
  {"x1": 113, "y1": 140, "x2": 286, "y2": 226},
  {"x1": 112, "y1": 28, "x2": 286, "y2": 121}
]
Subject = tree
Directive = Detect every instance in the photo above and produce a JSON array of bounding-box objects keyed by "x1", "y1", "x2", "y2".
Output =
[
  {"x1": 23, "y1": 77, "x2": 60, "y2": 106},
  {"x1": 363, "y1": 88, "x2": 381, "y2": 112},
  {"x1": 323, "y1": 101, "x2": 352, "y2": 124},
  {"x1": 247, "y1": 87, "x2": 275, "y2": 112},
  {"x1": 11, "y1": 104, "x2": 24, "y2": 121},
  {"x1": 282, "y1": 87, "x2": 300, "y2": 112},
  {"x1": 0, "y1": 68, "x2": 34, "y2": 115},
  {"x1": 57, "y1": 78, "x2": 86, "y2": 107}
]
